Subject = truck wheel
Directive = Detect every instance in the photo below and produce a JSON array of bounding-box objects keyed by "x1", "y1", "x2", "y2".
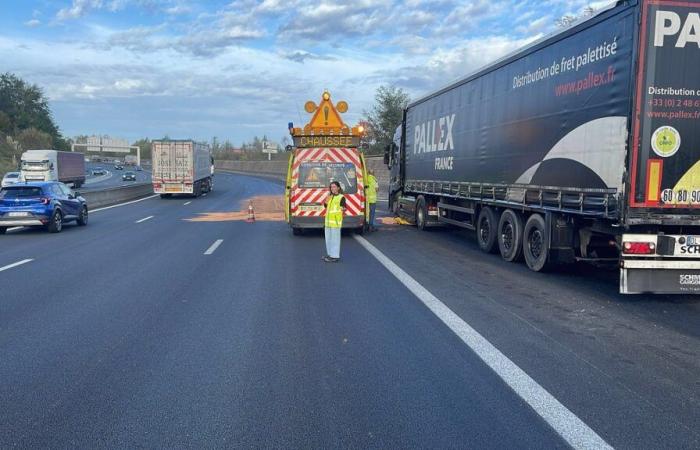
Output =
[
  {"x1": 160, "y1": 194, "x2": 171, "y2": 199},
  {"x1": 498, "y1": 209, "x2": 523, "y2": 262},
  {"x1": 416, "y1": 196, "x2": 428, "y2": 230},
  {"x1": 193, "y1": 182, "x2": 201, "y2": 197},
  {"x1": 47, "y1": 210, "x2": 63, "y2": 233},
  {"x1": 476, "y1": 207, "x2": 498, "y2": 253},
  {"x1": 292, "y1": 227, "x2": 303, "y2": 236},
  {"x1": 523, "y1": 214, "x2": 551, "y2": 272},
  {"x1": 391, "y1": 193, "x2": 401, "y2": 215},
  {"x1": 77, "y1": 206, "x2": 88, "y2": 226}
]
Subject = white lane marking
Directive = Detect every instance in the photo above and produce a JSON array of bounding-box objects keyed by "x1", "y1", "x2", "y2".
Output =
[
  {"x1": 183, "y1": 201, "x2": 191, "y2": 206},
  {"x1": 204, "y1": 239, "x2": 223, "y2": 255},
  {"x1": 135, "y1": 215, "x2": 154, "y2": 223},
  {"x1": 353, "y1": 235, "x2": 612, "y2": 450},
  {"x1": 91, "y1": 194, "x2": 159, "y2": 213},
  {"x1": 202, "y1": 193, "x2": 207, "y2": 197},
  {"x1": 0, "y1": 259, "x2": 33, "y2": 273}
]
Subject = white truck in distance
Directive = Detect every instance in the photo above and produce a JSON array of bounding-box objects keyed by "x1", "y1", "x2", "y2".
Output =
[
  {"x1": 152, "y1": 140, "x2": 214, "y2": 198},
  {"x1": 20, "y1": 150, "x2": 86, "y2": 188}
]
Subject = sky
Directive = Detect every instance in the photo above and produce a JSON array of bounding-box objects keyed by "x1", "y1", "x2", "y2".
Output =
[{"x1": 1, "y1": 0, "x2": 613, "y2": 145}]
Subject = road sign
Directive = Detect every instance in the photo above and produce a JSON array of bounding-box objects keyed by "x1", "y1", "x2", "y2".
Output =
[
  {"x1": 86, "y1": 136, "x2": 131, "y2": 153},
  {"x1": 262, "y1": 141, "x2": 279, "y2": 153}
]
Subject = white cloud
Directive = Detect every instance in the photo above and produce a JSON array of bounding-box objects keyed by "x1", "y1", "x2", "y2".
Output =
[{"x1": 24, "y1": 19, "x2": 41, "y2": 28}]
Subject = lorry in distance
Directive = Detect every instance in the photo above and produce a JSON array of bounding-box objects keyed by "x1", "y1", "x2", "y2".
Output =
[
  {"x1": 152, "y1": 140, "x2": 214, "y2": 198},
  {"x1": 20, "y1": 150, "x2": 86, "y2": 188},
  {"x1": 386, "y1": 0, "x2": 700, "y2": 294}
]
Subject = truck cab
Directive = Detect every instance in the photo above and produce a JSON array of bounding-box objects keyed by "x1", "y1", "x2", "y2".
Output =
[{"x1": 20, "y1": 150, "x2": 58, "y2": 183}]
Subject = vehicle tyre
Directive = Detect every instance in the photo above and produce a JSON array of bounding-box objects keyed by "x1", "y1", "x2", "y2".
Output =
[
  {"x1": 354, "y1": 225, "x2": 365, "y2": 235},
  {"x1": 160, "y1": 193, "x2": 171, "y2": 199},
  {"x1": 47, "y1": 210, "x2": 63, "y2": 233},
  {"x1": 0, "y1": 227, "x2": 6, "y2": 235},
  {"x1": 476, "y1": 207, "x2": 498, "y2": 253},
  {"x1": 415, "y1": 196, "x2": 428, "y2": 231},
  {"x1": 497, "y1": 209, "x2": 523, "y2": 262},
  {"x1": 391, "y1": 192, "x2": 401, "y2": 215},
  {"x1": 77, "y1": 206, "x2": 88, "y2": 226},
  {"x1": 292, "y1": 227, "x2": 303, "y2": 236},
  {"x1": 523, "y1": 213, "x2": 552, "y2": 272}
]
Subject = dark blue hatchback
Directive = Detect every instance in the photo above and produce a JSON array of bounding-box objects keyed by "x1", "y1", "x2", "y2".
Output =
[{"x1": 0, "y1": 182, "x2": 88, "y2": 234}]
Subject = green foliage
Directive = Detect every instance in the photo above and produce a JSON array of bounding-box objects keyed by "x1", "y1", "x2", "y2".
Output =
[
  {"x1": 0, "y1": 72, "x2": 70, "y2": 167},
  {"x1": 363, "y1": 85, "x2": 410, "y2": 155},
  {"x1": 132, "y1": 138, "x2": 152, "y2": 160}
]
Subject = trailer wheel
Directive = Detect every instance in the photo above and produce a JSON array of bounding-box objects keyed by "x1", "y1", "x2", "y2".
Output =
[
  {"x1": 415, "y1": 196, "x2": 428, "y2": 230},
  {"x1": 523, "y1": 213, "x2": 551, "y2": 272},
  {"x1": 476, "y1": 207, "x2": 498, "y2": 253},
  {"x1": 160, "y1": 193, "x2": 171, "y2": 199},
  {"x1": 498, "y1": 209, "x2": 523, "y2": 262}
]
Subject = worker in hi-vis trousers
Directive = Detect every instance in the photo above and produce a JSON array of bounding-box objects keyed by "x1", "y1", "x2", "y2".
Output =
[
  {"x1": 366, "y1": 169, "x2": 378, "y2": 231},
  {"x1": 322, "y1": 181, "x2": 346, "y2": 263}
]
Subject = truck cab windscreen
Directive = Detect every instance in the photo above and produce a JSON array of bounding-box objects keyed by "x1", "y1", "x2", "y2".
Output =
[
  {"x1": 298, "y1": 162, "x2": 357, "y2": 194},
  {"x1": 21, "y1": 160, "x2": 50, "y2": 171}
]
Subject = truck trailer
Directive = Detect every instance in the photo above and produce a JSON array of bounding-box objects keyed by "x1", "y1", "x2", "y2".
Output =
[
  {"x1": 386, "y1": 0, "x2": 700, "y2": 294},
  {"x1": 20, "y1": 150, "x2": 86, "y2": 188},
  {"x1": 152, "y1": 140, "x2": 214, "y2": 197}
]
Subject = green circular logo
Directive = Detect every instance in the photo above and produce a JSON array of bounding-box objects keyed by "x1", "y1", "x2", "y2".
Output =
[{"x1": 651, "y1": 126, "x2": 681, "y2": 157}]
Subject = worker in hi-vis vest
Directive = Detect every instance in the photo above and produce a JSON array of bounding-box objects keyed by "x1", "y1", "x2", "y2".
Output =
[
  {"x1": 366, "y1": 169, "x2": 378, "y2": 231},
  {"x1": 323, "y1": 181, "x2": 346, "y2": 262}
]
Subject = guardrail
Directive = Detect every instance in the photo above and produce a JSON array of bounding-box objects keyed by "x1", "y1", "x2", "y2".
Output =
[{"x1": 81, "y1": 183, "x2": 153, "y2": 209}]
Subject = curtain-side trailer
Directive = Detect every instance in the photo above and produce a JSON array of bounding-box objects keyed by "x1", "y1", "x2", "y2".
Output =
[{"x1": 386, "y1": 0, "x2": 700, "y2": 294}]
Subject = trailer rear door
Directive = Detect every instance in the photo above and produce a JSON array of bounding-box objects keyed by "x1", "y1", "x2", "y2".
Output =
[{"x1": 630, "y1": 0, "x2": 700, "y2": 209}]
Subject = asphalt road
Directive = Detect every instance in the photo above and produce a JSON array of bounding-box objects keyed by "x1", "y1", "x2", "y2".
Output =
[
  {"x1": 1, "y1": 173, "x2": 698, "y2": 448},
  {"x1": 82, "y1": 162, "x2": 151, "y2": 191}
]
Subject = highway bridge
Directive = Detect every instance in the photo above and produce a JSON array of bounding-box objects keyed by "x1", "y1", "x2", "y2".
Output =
[{"x1": 1, "y1": 172, "x2": 699, "y2": 448}]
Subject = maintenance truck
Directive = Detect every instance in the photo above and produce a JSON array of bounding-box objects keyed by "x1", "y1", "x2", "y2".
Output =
[
  {"x1": 386, "y1": 0, "x2": 700, "y2": 294},
  {"x1": 20, "y1": 150, "x2": 86, "y2": 188},
  {"x1": 286, "y1": 91, "x2": 368, "y2": 234},
  {"x1": 152, "y1": 140, "x2": 214, "y2": 198}
]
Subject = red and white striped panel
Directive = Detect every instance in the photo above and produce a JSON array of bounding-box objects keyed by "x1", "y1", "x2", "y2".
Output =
[{"x1": 290, "y1": 147, "x2": 365, "y2": 218}]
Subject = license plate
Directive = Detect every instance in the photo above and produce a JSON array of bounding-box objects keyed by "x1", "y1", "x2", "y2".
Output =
[
  {"x1": 675, "y1": 235, "x2": 700, "y2": 256},
  {"x1": 8, "y1": 212, "x2": 29, "y2": 217},
  {"x1": 300, "y1": 205, "x2": 322, "y2": 212}
]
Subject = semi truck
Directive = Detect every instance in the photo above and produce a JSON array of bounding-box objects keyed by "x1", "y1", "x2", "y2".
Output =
[
  {"x1": 152, "y1": 140, "x2": 214, "y2": 198},
  {"x1": 286, "y1": 91, "x2": 368, "y2": 234},
  {"x1": 386, "y1": 0, "x2": 700, "y2": 294},
  {"x1": 20, "y1": 150, "x2": 86, "y2": 188}
]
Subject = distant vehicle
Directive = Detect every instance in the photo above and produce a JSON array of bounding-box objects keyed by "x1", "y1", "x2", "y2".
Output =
[
  {"x1": 92, "y1": 167, "x2": 107, "y2": 176},
  {"x1": 122, "y1": 171, "x2": 136, "y2": 181},
  {"x1": 114, "y1": 164, "x2": 124, "y2": 170},
  {"x1": 20, "y1": 150, "x2": 86, "y2": 188},
  {"x1": 124, "y1": 154, "x2": 138, "y2": 166},
  {"x1": 0, "y1": 182, "x2": 88, "y2": 234},
  {"x1": 135, "y1": 165, "x2": 143, "y2": 171},
  {"x1": 2, "y1": 172, "x2": 21, "y2": 188},
  {"x1": 152, "y1": 140, "x2": 213, "y2": 198}
]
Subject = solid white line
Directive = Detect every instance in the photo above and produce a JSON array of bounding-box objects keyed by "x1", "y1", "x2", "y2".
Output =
[
  {"x1": 183, "y1": 201, "x2": 191, "y2": 205},
  {"x1": 91, "y1": 194, "x2": 159, "y2": 213},
  {"x1": 135, "y1": 215, "x2": 154, "y2": 223},
  {"x1": 353, "y1": 235, "x2": 612, "y2": 450},
  {"x1": 0, "y1": 259, "x2": 33, "y2": 273},
  {"x1": 204, "y1": 239, "x2": 223, "y2": 255}
]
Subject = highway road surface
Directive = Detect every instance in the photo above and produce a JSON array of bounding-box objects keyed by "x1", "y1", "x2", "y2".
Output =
[
  {"x1": 1, "y1": 173, "x2": 699, "y2": 448},
  {"x1": 82, "y1": 162, "x2": 151, "y2": 191}
]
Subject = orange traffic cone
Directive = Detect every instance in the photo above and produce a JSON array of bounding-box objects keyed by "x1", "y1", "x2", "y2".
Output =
[{"x1": 246, "y1": 202, "x2": 256, "y2": 223}]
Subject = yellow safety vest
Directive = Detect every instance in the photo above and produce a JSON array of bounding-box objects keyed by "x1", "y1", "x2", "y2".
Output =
[
  {"x1": 325, "y1": 194, "x2": 345, "y2": 228},
  {"x1": 366, "y1": 174, "x2": 378, "y2": 204}
]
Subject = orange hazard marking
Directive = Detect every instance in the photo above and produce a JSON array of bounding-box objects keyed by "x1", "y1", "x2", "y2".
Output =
[{"x1": 185, "y1": 195, "x2": 286, "y2": 222}]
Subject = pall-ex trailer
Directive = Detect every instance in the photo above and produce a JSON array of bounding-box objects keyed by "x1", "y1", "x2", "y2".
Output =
[
  {"x1": 152, "y1": 140, "x2": 214, "y2": 198},
  {"x1": 386, "y1": 0, "x2": 700, "y2": 294}
]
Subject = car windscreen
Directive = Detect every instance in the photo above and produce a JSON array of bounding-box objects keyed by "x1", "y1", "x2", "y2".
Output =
[
  {"x1": 298, "y1": 162, "x2": 357, "y2": 194},
  {"x1": 5, "y1": 173, "x2": 19, "y2": 178},
  {"x1": 0, "y1": 186, "x2": 44, "y2": 198}
]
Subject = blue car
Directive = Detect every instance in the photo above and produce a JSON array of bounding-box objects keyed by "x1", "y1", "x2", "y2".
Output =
[{"x1": 0, "y1": 182, "x2": 88, "y2": 234}]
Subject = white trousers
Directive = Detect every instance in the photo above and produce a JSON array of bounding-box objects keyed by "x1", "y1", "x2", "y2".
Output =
[{"x1": 325, "y1": 227, "x2": 341, "y2": 258}]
